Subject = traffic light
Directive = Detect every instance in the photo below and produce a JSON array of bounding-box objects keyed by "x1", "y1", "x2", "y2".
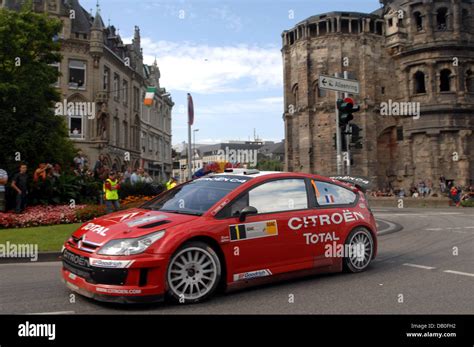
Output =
[
  {"x1": 350, "y1": 124, "x2": 363, "y2": 149},
  {"x1": 337, "y1": 97, "x2": 360, "y2": 127}
]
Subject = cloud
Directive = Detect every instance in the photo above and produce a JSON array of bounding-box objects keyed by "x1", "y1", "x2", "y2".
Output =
[
  {"x1": 138, "y1": 38, "x2": 283, "y2": 94},
  {"x1": 172, "y1": 96, "x2": 284, "y2": 121},
  {"x1": 210, "y1": 6, "x2": 243, "y2": 32}
]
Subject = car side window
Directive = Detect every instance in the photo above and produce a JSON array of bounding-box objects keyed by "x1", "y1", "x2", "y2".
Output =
[
  {"x1": 230, "y1": 194, "x2": 248, "y2": 217},
  {"x1": 248, "y1": 179, "x2": 308, "y2": 214},
  {"x1": 312, "y1": 180, "x2": 356, "y2": 206}
]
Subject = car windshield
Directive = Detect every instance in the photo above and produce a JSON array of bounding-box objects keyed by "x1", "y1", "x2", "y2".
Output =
[{"x1": 141, "y1": 175, "x2": 252, "y2": 215}]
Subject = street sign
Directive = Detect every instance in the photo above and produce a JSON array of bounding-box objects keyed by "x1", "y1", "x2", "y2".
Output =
[{"x1": 319, "y1": 75, "x2": 360, "y2": 94}]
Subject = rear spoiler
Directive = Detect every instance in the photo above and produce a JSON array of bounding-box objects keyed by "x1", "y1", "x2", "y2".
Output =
[{"x1": 329, "y1": 175, "x2": 372, "y2": 193}]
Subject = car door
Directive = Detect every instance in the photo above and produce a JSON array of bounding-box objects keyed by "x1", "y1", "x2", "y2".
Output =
[
  {"x1": 301, "y1": 179, "x2": 359, "y2": 267},
  {"x1": 216, "y1": 178, "x2": 313, "y2": 280}
]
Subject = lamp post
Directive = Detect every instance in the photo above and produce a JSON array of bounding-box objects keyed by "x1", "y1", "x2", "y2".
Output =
[{"x1": 193, "y1": 128, "x2": 199, "y2": 172}]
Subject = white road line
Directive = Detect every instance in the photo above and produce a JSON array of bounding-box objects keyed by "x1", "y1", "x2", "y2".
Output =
[
  {"x1": 27, "y1": 311, "x2": 75, "y2": 315},
  {"x1": 425, "y1": 228, "x2": 442, "y2": 231},
  {"x1": 403, "y1": 263, "x2": 436, "y2": 270},
  {"x1": 464, "y1": 226, "x2": 474, "y2": 229},
  {"x1": 443, "y1": 270, "x2": 474, "y2": 278}
]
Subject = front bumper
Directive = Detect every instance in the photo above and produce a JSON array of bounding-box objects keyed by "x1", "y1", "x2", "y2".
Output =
[{"x1": 61, "y1": 247, "x2": 168, "y2": 303}]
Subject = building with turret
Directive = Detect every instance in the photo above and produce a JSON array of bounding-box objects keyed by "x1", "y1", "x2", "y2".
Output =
[
  {"x1": 1, "y1": 0, "x2": 174, "y2": 179},
  {"x1": 282, "y1": 0, "x2": 474, "y2": 191}
]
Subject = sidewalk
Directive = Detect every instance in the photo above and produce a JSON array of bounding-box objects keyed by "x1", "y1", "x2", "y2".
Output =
[{"x1": 369, "y1": 197, "x2": 453, "y2": 208}]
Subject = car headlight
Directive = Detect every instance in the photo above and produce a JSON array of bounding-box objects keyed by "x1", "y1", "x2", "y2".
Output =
[{"x1": 98, "y1": 230, "x2": 166, "y2": 256}]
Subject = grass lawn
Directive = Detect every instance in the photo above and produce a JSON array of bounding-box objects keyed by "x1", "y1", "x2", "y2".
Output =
[{"x1": 0, "y1": 223, "x2": 82, "y2": 252}]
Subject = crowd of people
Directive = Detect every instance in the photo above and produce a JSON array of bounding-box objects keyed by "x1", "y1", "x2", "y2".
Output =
[
  {"x1": 0, "y1": 151, "x2": 169, "y2": 214},
  {"x1": 369, "y1": 176, "x2": 474, "y2": 207}
]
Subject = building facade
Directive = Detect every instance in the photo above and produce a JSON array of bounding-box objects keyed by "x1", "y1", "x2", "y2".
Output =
[
  {"x1": 2, "y1": 0, "x2": 174, "y2": 180},
  {"x1": 282, "y1": 0, "x2": 474, "y2": 191}
]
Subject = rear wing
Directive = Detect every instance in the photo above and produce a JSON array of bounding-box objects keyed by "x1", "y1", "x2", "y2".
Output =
[{"x1": 329, "y1": 175, "x2": 372, "y2": 193}]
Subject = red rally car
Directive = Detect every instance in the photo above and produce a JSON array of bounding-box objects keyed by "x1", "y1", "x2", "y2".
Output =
[{"x1": 61, "y1": 169, "x2": 377, "y2": 304}]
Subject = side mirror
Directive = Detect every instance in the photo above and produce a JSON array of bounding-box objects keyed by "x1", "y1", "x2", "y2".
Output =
[{"x1": 239, "y1": 206, "x2": 258, "y2": 222}]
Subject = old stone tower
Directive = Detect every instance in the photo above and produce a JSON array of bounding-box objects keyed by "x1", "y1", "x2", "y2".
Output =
[{"x1": 282, "y1": 0, "x2": 474, "y2": 191}]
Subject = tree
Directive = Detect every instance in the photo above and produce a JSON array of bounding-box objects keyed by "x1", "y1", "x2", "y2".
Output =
[{"x1": 0, "y1": 2, "x2": 76, "y2": 175}]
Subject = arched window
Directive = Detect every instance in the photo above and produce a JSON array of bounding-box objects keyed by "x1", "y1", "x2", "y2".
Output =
[
  {"x1": 414, "y1": 71, "x2": 426, "y2": 94},
  {"x1": 291, "y1": 84, "x2": 299, "y2": 111},
  {"x1": 414, "y1": 11, "x2": 423, "y2": 31},
  {"x1": 436, "y1": 7, "x2": 448, "y2": 31},
  {"x1": 440, "y1": 69, "x2": 452, "y2": 92},
  {"x1": 466, "y1": 70, "x2": 474, "y2": 93}
]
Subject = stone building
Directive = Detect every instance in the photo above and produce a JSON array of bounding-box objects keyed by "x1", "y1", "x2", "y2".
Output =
[
  {"x1": 282, "y1": 0, "x2": 474, "y2": 191},
  {"x1": 1, "y1": 0, "x2": 174, "y2": 180}
]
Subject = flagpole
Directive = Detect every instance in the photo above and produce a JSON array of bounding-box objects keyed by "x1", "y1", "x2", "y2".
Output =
[
  {"x1": 187, "y1": 93, "x2": 193, "y2": 181},
  {"x1": 187, "y1": 121, "x2": 192, "y2": 181}
]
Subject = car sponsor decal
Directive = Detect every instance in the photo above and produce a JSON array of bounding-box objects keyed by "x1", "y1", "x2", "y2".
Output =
[
  {"x1": 81, "y1": 222, "x2": 110, "y2": 237},
  {"x1": 233, "y1": 269, "x2": 272, "y2": 282},
  {"x1": 229, "y1": 220, "x2": 278, "y2": 241},
  {"x1": 288, "y1": 210, "x2": 365, "y2": 231}
]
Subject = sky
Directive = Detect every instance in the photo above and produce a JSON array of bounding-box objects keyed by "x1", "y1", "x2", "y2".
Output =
[{"x1": 81, "y1": 0, "x2": 382, "y2": 146}]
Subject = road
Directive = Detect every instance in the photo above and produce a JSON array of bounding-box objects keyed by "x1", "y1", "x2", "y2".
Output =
[{"x1": 0, "y1": 207, "x2": 473, "y2": 314}]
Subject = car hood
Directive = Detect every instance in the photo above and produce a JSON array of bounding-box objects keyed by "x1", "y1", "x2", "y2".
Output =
[{"x1": 72, "y1": 208, "x2": 200, "y2": 246}]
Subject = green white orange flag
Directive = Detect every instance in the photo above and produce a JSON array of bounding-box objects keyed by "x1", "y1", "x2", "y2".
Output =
[{"x1": 144, "y1": 87, "x2": 156, "y2": 106}]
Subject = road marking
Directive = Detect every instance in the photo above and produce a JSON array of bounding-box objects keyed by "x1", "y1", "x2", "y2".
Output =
[
  {"x1": 376, "y1": 213, "x2": 462, "y2": 217},
  {"x1": 425, "y1": 228, "x2": 442, "y2": 231},
  {"x1": 464, "y1": 226, "x2": 474, "y2": 229},
  {"x1": 443, "y1": 270, "x2": 474, "y2": 278},
  {"x1": 28, "y1": 311, "x2": 75, "y2": 315},
  {"x1": 403, "y1": 263, "x2": 436, "y2": 270}
]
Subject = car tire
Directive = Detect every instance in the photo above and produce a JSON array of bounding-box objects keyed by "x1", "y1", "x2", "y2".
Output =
[
  {"x1": 166, "y1": 241, "x2": 221, "y2": 304},
  {"x1": 343, "y1": 227, "x2": 374, "y2": 273}
]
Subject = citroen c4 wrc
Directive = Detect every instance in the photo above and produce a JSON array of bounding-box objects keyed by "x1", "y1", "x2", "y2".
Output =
[{"x1": 61, "y1": 169, "x2": 378, "y2": 304}]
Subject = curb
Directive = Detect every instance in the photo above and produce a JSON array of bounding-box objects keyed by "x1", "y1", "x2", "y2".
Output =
[{"x1": 0, "y1": 251, "x2": 62, "y2": 264}]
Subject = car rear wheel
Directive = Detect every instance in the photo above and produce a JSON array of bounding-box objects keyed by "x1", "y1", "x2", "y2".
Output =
[
  {"x1": 166, "y1": 241, "x2": 221, "y2": 304},
  {"x1": 343, "y1": 227, "x2": 374, "y2": 273}
]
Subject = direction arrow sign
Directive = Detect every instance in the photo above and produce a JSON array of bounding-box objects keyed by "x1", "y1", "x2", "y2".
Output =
[{"x1": 319, "y1": 75, "x2": 360, "y2": 94}]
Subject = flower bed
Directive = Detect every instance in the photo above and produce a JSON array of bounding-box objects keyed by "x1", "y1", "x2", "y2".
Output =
[
  {"x1": 0, "y1": 195, "x2": 158, "y2": 229},
  {"x1": 0, "y1": 205, "x2": 87, "y2": 229}
]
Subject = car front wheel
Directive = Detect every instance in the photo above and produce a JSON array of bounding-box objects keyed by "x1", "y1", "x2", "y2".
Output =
[{"x1": 166, "y1": 241, "x2": 221, "y2": 304}]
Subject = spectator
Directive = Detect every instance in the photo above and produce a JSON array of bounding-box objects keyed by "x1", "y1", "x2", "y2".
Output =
[
  {"x1": 73, "y1": 150, "x2": 87, "y2": 172},
  {"x1": 11, "y1": 164, "x2": 29, "y2": 214},
  {"x1": 93, "y1": 154, "x2": 106, "y2": 179},
  {"x1": 143, "y1": 171, "x2": 153, "y2": 184},
  {"x1": 450, "y1": 185, "x2": 461, "y2": 207},
  {"x1": 130, "y1": 169, "x2": 140, "y2": 185},
  {"x1": 122, "y1": 167, "x2": 132, "y2": 184},
  {"x1": 52, "y1": 163, "x2": 61, "y2": 178},
  {"x1": 0, "y1": 168, "x2": 8, "y2": 212},
  {"x1": 166, "y1": 177, "x2": 178, "y2": 190},
  {"x1": 33, "y1": 163, "x2": 49, "y2": 182},
  {"x1": 103, "y1": 171, "x2": 120, "y2": 214},
  {"x1": 439, "y1": 176, "x2": 447, "y2": 194}
]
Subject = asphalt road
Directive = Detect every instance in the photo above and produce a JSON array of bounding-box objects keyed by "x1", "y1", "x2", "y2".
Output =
[{"x1": 1, "y1": 207, "x2": 473, "y2": 314}]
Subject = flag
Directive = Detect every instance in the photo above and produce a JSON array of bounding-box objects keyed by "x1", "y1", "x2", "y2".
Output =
[
  {"x1": 144, "y1": 87, "x2": 156, "y2": 106},
  {"x1": 187, "y1": 93, "x2": 194, "y2": 125},
  {"x1": 325, "y1": 195, "x2": 335, "y2": 203}
]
